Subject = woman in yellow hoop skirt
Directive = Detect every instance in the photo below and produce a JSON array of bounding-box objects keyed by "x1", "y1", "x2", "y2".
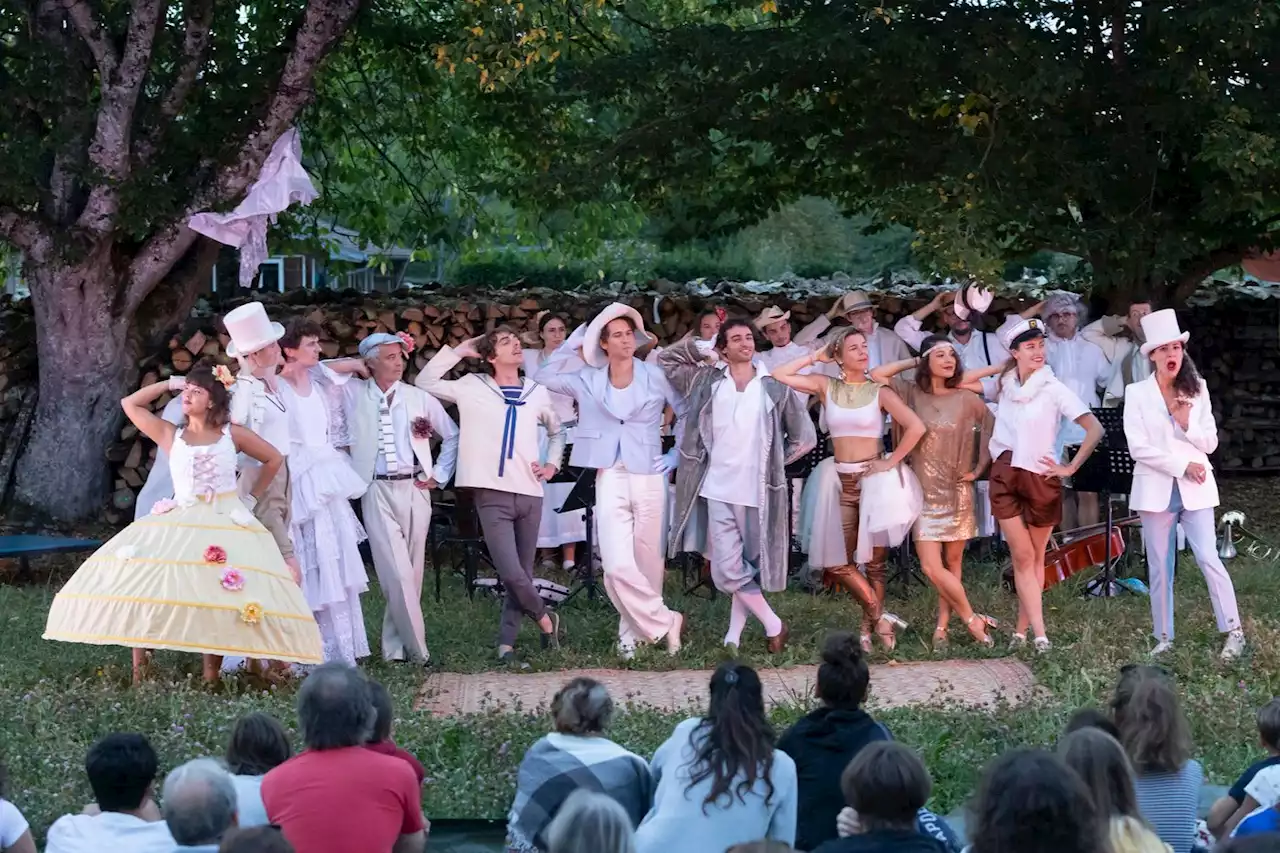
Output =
[{"x1": 43, "y1": 361, "x2": 322, "y2": 683}]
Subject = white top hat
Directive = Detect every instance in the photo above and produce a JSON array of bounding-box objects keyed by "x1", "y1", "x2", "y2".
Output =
[
  {"x1": 224, "y1": 303, "x2": 285, "y2": 358},
  {"x1": 1139, "y1": 309, "x2": 1189, "y2": 356},
  {"x1": 952, "y1": 283, "x2": 995, "y2": 320},
  {"x1": 582, "y1": 302, "x2": 650, "y2": 368}
]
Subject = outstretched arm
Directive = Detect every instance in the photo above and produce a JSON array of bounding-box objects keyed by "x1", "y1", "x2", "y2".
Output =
[{"x1": 122, "y1": 380, "x2": 182, "y2": 453}]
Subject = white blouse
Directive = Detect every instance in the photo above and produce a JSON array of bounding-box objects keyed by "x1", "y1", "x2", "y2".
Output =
[{"x1": 989, "y1": 366, "x2": 1089, "y2": 474}]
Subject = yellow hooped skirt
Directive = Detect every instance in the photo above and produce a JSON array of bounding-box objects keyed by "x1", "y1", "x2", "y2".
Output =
[{"x1": 43, "y1": 492, "x2": 323, "y2": 664}]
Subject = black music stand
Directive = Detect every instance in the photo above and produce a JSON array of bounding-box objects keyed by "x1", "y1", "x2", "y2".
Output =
[
  {"x1": 430, "y1": 486, "x2": 496, "y2": 602},
  {"x1": 1066, "y1": 405, "x2": 1135, "y2": 597},
  {"x1": 555, "y1": 466, "x2": 601, "y2": 604}
]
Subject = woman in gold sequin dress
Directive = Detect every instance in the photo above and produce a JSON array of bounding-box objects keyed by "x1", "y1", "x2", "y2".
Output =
[{"x1": 872, "y1": 334, "x2": 998, "y2": 648}]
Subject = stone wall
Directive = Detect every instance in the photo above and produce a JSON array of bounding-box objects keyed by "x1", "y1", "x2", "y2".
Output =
[{"x1": 1, "y1": 283, "x2": 1277, "y2": 519}]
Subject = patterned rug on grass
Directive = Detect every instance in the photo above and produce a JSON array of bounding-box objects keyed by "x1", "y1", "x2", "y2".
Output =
[{"x1": 416, "y1": 658, "x2": 1034, "y2": 717}]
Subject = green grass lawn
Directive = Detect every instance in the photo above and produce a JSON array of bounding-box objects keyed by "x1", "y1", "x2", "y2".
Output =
[{"x1": 3, "y1": 480, "x2": 1279, "y2": 842}]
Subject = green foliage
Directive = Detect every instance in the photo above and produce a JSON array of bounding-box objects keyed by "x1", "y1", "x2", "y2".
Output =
[{"x1": 453, "y1": 0, "x2": 1280, "y2": 300}]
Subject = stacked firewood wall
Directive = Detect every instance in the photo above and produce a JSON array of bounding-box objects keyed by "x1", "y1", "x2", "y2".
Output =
[{"x1": 1, "y1": 287, "x2": 1277, "y2": 520}]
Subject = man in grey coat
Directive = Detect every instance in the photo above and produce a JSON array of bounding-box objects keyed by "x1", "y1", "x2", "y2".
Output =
[{"x1": 660, "y1": 319, "x2": 816, "y2": 653}]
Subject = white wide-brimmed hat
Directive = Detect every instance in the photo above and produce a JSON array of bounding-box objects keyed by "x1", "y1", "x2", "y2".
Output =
[
  {"x1": 952, "y1": 283, "x2": 995, "y2": 320},
  {"x1": 1139, "y1": 309, "x2": 1190, "y2": 356},
  {"x1": 582, "y1": 302, "x2": 648, "y2": 368},
  {"x1": 753, "y1": 306, "x2": 791, "y2": 331},
  {"x1": 224, "y1": 302, "x2": 284, "y2": 358}
]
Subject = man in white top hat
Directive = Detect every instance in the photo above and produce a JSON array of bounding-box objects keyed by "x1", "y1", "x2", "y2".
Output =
[
  {"x1": 222, "y1": 303, "x2": 300, "y2": 581},
  {"x1": 327, "y1": 331, "x2": 459, "y2": 665},
  {"x1": 894, "y1": 286, "x2": 1009, "y2": 404},
  {"x1": 527, "y1": 302, "x2": 689, "y2": 659}
]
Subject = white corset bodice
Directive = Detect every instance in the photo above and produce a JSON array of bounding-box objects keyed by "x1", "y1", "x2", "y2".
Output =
[{"x1": 169, "y1": 426, "x2": 238, "y2": 501}]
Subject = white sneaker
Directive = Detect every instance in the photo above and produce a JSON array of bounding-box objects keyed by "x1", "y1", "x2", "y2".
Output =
[
  {"x1": 1220, "y1": 630, "x2": 1246, "y2": 662},
  {"x1": 1009, "y1": 633, "x2": 1027, "y2": 650},
  {"x1": 1151, "y1": 640, "x2": 1174, "y2": 657},
  {"x1": 1033, "y1": 636, "x2": 1052, "y2": 653},
  {"x1": 617, "y1": 639, "x2": 637, "y2": 661}
]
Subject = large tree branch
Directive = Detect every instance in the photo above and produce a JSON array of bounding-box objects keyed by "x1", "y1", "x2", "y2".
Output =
[
  {"x1": 124, "y1": 0, "x2": 361, "y2": 317},
  {"x1": 0, "y1": 206, "x2": 56, "y2": 263},
  {"x1": 135, "y1": 0, "x2": 216, "y2": 165},
  {"x1": 76, "y1": 0, "x2": 166, "y2": 236},
  {"x1": 60, "y1": 0, "x2": 118, "y2": 82},
  {"x1": 1170, "y1": 246, "x2": 1246, "y2": 305}
]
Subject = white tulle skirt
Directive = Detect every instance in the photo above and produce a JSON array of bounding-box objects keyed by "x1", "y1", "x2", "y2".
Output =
[
  {"x1": 798, "y1": 457, "x2": 922, "y2": 567},
  {"x1": 287, "y1": 444, "x2": 371, "y2": 666}
]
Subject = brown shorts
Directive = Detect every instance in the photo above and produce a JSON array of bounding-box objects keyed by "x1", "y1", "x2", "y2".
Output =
[{"x1": 989, "y1": 452, "x2": 1062, "y2": 529}]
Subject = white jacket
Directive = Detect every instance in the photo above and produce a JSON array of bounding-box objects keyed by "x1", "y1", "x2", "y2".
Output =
[{"x1": 1123, "y1": 376, "x2": 1219, "y2": 512}]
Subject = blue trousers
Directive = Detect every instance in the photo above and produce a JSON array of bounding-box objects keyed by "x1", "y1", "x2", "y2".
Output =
[{"x1": 1138, "y1": 483, "x2": 1241, "y2": 642}]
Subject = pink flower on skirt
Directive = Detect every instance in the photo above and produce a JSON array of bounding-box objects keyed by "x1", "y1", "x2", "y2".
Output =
[
  {"x1": 203, "y1": 545, "x2": 227, "y2": 564},
  {"x1": 411, "y1": 416, "x2": 433, "y2": 440},
  {"x1": 220, "y1": 568, "x2": 245, "y2": 592},
  {"x1": 150, "y1": 498, "x2": 177, "y2": 515}
]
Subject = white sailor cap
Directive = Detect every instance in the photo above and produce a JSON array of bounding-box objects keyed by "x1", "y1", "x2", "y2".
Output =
[{"x1": 999, "y1": 317, "x2": 1047, "y2": 351}]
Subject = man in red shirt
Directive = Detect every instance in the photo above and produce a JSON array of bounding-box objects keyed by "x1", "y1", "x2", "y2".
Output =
[
  {"x1": 365, "y1": 681, "x2": 427, "y2": 784},
  {"x1": 262, "y1": 664, "x2": 427, "y2": 853}
]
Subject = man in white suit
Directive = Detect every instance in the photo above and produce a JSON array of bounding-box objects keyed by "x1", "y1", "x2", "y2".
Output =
[{"x1": 335, "y1": 332, "x2": 459, "y2": 666}]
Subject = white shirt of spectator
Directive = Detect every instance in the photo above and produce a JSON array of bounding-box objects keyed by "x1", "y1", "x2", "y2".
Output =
[
  {"x1": 0, "y1": 799, "x2": 29, "y2": 848},
  {"x1": 44, "y1": 811, "x2": 175, "y2": 853},
  {"x1": 700, "y1": 362, "x2": 770, "y2": 508},
  {"x1": 989, "y1": 365, "x2": 1090, "y2": 475}
]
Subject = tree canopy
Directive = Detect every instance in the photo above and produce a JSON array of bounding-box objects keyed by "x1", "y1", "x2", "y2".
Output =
[{"x1": 450, "y1": 0, "x2": 1280, "y2": 301}]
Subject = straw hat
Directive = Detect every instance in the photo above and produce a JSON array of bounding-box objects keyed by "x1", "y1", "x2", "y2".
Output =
[
  {"x1": 582, "y1": 302, "x2": 648, "y2": 368},
  {"x1": 753, "y1": 306, "x2": 791, "y2": 331},
  {"x1": 827, "y1": 291, "x2": 875, "y2": 319}
]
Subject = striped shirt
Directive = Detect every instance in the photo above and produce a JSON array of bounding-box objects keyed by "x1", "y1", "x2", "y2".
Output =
[{"x1": 1134, "y1": 760, "x2": 1203, "y2": 853}]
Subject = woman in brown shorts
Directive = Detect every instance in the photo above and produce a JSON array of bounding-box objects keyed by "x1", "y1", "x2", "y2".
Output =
[
  {"x1": 966, "y1": 318, "x2": 1103, "y2": 652},
  {"x1": 873, "y1": 334, "x2": 998, "y2": 649}
]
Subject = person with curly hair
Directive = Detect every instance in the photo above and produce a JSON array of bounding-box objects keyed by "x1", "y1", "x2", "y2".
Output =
[
  {"x1": 43, "y1": 359, "x2": 322, "y2": 683},
  {"x1": 635, "y1": 662, "x2": 797, "y2": 853},
  {"x1": 966, "y1": 748, "x2": 1106, "y2": 853}
]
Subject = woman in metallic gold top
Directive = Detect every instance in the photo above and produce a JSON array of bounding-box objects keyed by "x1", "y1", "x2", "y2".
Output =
[{"x1": 872, "y1": 334, "x2": 998, "y2": 648}]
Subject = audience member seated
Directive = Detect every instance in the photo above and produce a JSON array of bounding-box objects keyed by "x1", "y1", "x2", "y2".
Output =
[
  {"x1": 507, "y1": 678, "x2": 652, "y2": 853},
  {"x1": 366, "y1": 680, "x2": 426, "y2": 785},
  {"x1": 1112, "y1": 666, "x2": 1202, "y2": 853},
  {"x1": 544, "y1": 789, "x2": 636, "y2": 853},
  {"x1": 226, "y1": 713, "x2": 293, "y2": 829},
  {"x1": 778, "y1": 633, "x2": 961, "y2": 852},
  {"x1": 1219, "y1": 834, "x2": 1280, "y2": 853},
  {"x1": 163, "y1": 758, "x2": 239, "y2": 852},
  {"x1": 0, "y1": 760, "x2": 35, "y2": 853},
  {"x1": 812, "y1": 742, "x2": 947, "y2": 853},
  {"x1": 219, "y1": 826, "x2": 295, "y2": 853},
  {"x1": 1231, "y1": 767, "x2": 1280, "y2": 839},
  {"x1": 1208, "y1": 699, "x2": 1280, "y2": 839},
  {"x1": 1064, "y1": 707, "x2": 1122, "y2": 741},
  {"x1": 634, "y1": 662, "x2": 797, "y2": 853},
  {"x1": 1058, "y1": 728, "x2": 1170, "y2": 853},
  {"x1": 45, "y1": 733, "x2": 175, "y2": 853},
  {"x1": 262, "y1": 663, "x2": 427, "y2": 853},
  {"x1": 966, "y1": 748, "x2": 1105, "y2": 853}
]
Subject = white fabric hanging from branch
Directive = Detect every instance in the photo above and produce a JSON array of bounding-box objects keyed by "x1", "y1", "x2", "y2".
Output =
[{"x1": 189, "y1": 127, "x2": 319, "y2": 287}]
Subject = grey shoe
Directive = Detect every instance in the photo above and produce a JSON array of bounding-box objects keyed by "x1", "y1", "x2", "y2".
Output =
[{"x1": 1220, "y1": 630, "x2": 1246, "y2": 662}]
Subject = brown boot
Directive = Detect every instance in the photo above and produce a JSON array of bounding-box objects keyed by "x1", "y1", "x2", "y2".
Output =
[{"x1": 767, "y1": 623, "x2": 790, "y2": 654}]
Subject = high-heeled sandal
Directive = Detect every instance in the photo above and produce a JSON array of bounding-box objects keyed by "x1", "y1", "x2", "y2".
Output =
[
  {"x1": 876, "y1": 614, "x2": 908, "y2": 651},
  {"x1": 965, "y1": 613, "x2": 997, "y2": 648},
  {"x1": 859, "y1": 634, "x2": 873, "y2": 654}
]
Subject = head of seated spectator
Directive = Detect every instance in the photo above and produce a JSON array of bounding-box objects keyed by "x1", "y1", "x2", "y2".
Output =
[
  {"x1": 968, "y1": 748, "x2": 1105, "y2": 853},
  {"x1": 218, "y1": 825, "x2": 294, "y2": 853},
  {"x1": 544, "y1": 789, "x2": 636, "y2": 853},
  {"x1": 1065, "y1": 707, "x2": 1121, "y2": 741},
  {"x1": 1111, "y1": 665, "x2": 1191, "y2": 775},
  {"x1": 818, "y1": 742, "x2": 946, "y2": 853},
  {"x1": 364, "y1": 680, "x2": 426, "y2": 783},
  {"x1": 163, "y1": 758, "x2": 238, "y2": 851},
  {"x1": 225, "y1": 713, "x2": 292, "y2": 829},
  {"x1": 1058, "y1": 728, "x2": 1167, "y2": 853},
  {"x1": 261, "y1": 664, "x2": 427, "y2": 853},
  {"x1": 1208, "y1": 698, "x2": 1280, "y2": 839},
  {"x1": 45, "y1": 733, "x2": 175, "y2": 853},
  {"x1": 552, "y1": 676, "x2": 615, "y2": 736}
]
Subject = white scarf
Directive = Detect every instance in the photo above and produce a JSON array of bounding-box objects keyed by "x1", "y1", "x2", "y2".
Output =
[{"x1": 1001, "y1": 364, "x2": 1057, "y2": 403}]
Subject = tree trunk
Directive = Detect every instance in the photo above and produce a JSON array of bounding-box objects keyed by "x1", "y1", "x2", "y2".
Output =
[{"x1": 14, "y1": 257, "x2": 139, "y2": 521}]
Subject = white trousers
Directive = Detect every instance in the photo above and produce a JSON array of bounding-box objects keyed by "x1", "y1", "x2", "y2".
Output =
[
  {"x1": 706, "y1": 499, "x2": 762, "y2": 593},
  {"x1": 1139, "y1": 484, "x2": 1240, "y2": 643},
  {"x1": 597, "y1": 468, "x2": 677, "y2": 645},
  {"x1": 361, "y1": 480, "x2": 432, "y2": 662}
]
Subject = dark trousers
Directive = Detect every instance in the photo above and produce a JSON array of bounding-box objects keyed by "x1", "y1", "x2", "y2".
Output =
[{"x1": 473, "y1": 488, "x2": 546, "y2": 647}]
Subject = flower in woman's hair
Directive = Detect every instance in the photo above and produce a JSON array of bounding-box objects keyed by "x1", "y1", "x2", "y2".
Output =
[
  {"x1": 203, "y1": 545, "x2": 227, "y2": 564},
  {"x1": 396, "y1": 331, "x2": 416, "y2": 352},
  {"x1": 239, "y1": 602, "x2": 263, "y2": 625},
  {"x1": 212, "y1": 365, "x2": 235, "y2": 388},
  {"x1": 150, "y1": 498, "x2": 177, "y2": 516},
  {"x1": 411, "y1": 416, "x2": 433, "y2": 440},
  {"x1": 220, "y1": 568, "x2": 245, "y2": 592},
  {"x1": 714, "y1": 306, "x2": 727, "y2": 322}
]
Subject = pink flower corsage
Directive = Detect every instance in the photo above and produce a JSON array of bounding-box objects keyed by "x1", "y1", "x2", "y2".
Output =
[
  {"x1": 396, "y1": 331, "x2": 416, "y2": 352},
  {"x1": 411, "y1": 416, "x2": 433, "y2": 440},
  {"x1": 220, "y1": 568, "x2": 245, "y2": 592},
  {"x1": 714, "y1": 306, "x2": 727, "y2": 322},
  {"x1": 150, "y1": 498, "x2": 177, "y2": 516},
  {"x1": 203, "y1": 545, "x2": 227, "y2": 564},
  {"x1": 212, "y1": 365, "x2": 234, "y2": 388}
]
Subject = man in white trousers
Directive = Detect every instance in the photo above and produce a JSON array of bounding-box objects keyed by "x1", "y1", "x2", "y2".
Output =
[
  {"x1": 528, "y1": 302, "x2": 689, "y2": 659},
  {"x1": 336, "y1": 332, "x2": 458, "y2": 666}
]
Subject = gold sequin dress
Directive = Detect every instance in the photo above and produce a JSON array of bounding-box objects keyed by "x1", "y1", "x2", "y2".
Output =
[{"x1": 891, "y1": 378, "x2": 994, "y2": 542}]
